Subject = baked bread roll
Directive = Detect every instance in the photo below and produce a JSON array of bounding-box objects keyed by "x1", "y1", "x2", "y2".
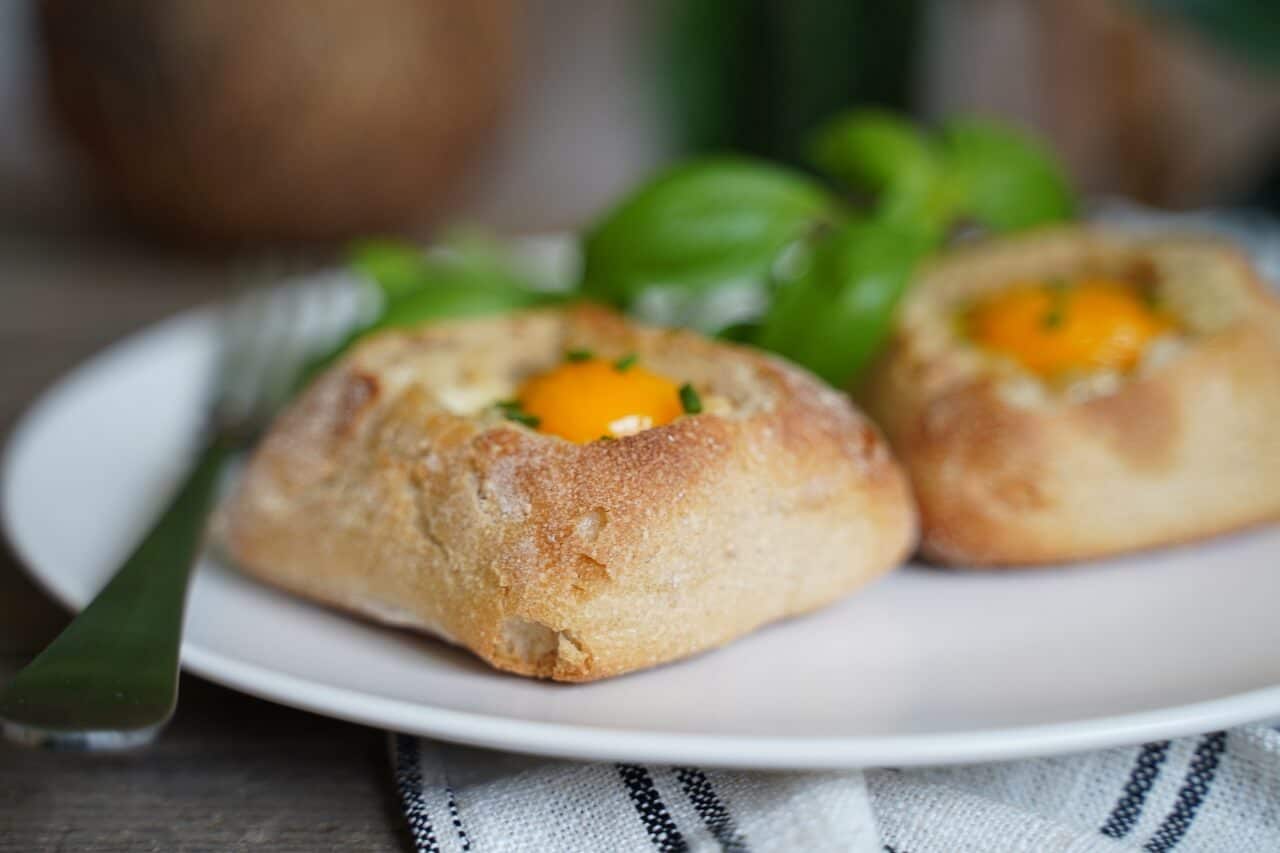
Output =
[
  {"x1": 861, "y1": 227, "x2": 1280, "y2": 567},
  {"x1": 223, "y1": 305, "x2": 916, "y2": 680}
]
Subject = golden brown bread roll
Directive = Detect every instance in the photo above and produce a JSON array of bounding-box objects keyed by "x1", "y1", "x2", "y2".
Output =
[
  {"x1": 861, "y1": 227, "x2": 1280, "y2": 567},
  {"x1": 222, "y1": 305, "x2": 916, "y2": 680}
]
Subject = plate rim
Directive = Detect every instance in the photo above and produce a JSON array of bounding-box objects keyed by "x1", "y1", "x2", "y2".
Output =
[{"x1": 5, "y1": 303, "x2": 1280, "y2": 770}]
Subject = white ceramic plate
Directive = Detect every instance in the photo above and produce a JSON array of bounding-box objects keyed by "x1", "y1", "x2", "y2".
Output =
[{"x1": 6, "y1": 254, "x2": 1280, "y2": 770}]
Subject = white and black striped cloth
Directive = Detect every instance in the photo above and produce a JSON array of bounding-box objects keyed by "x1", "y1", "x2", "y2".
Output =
[
  {"x1": 391, "y1": 208, "x2": 1280, "y2": 852},
  {"x1": 391, "y1": 724, "x2": 1280, "y2": 852}
]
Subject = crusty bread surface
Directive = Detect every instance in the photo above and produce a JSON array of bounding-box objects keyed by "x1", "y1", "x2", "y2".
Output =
[
  {"x1": 223, "y1": 305, "x2": 917, "y2": 680},
  {"x1": 860, "y1": 226, "x2": 1280, "y2": 567}
]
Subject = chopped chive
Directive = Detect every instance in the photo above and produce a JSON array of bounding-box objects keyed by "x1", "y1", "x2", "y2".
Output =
[
  {"x1": 613, "y1": 353, "x2": 638, "y2": 372},
  {"x1": 496, "y1": 399, "x2": 540, "y2": 428},
  {"x1": 565, "y1": 348, "x2": 594, "y2": 362},
  {"x1": 507, "y1": 412, "x2": 541, "y2": 428},
  {"x1": 678, "y1": 382, "x2": 702, "y2": 415},
  {"x1": 598, "y1": 434, "x2": 616, "y2": 441},
  {"x1": 1042, "y1": 281, "x2": 1069, "y2": 330}
]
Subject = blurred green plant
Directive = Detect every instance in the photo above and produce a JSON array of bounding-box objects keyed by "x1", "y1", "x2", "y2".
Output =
[
  {"x1": 662, "y1": 0, "x2": 921, "y2": 163},
  {"x1": 1140, "y1": 0, "x2": 1280, "y2": 71}
]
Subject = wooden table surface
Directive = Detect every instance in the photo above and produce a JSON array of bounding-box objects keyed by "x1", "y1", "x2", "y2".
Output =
[{"x1": 0, "y1": 212, "x2": 410, "y2": 852}]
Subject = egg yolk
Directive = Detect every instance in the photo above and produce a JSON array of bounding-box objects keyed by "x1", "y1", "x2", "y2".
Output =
[
  {"x1": 517, "y1": 358, "x2": 684, "y2": 443},
  {"x1": 968, "y1": 278, "x2": 1173, "y2": 377}
]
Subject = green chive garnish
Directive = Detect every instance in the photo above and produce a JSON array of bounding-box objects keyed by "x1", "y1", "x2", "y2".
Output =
[
  {"x1": 496, "y1": 399, "x2": 541, "y2": 429},
  {"x1": 1042, "y1": 280, "x2": 1068, "y2": 330},
  {"x1": 613, "y1": 353, "x2": 638, "y2": 372},
  {"x1": 678, "y1": 382, "x2": 702, "y2": 415},
  {"x1": 566, "y1": 348, "x2": 594, "y2": 362}
]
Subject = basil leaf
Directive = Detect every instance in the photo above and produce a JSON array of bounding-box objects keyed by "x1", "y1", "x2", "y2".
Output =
[
  {"x1": 582, "y1": 157, "x2": 839, "y2": 334},
  {"x1": 372, "y1": 282, "x2": 560, "y2": 331},
  {"x1": 348, "y1": 239, "x2": 438, "y2": 302},
  {"x1": 754, "y1": 219, "x2": 937, "y2": 386},
  {"x1": 939, "y1": 118, "x2": 1077, "y2": 232},
  {"x1": 808, "y1": 110, "x2": 939, "y2": 198},
  {"x1": 350, "y1": 236, "x2": 546, "y2": 302},
  {"x1": 296, "y1": 239, "x2": 565, "y2": 391}
]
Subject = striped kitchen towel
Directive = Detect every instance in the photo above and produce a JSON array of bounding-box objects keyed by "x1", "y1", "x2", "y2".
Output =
[{"x1": 391, "y1": 724, "x2": 1280, "y2": 852}]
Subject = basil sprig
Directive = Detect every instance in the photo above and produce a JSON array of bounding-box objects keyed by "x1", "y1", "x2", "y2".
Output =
[{"x1": 583, "y1": 111, "x2": 1077, "y2": 388}]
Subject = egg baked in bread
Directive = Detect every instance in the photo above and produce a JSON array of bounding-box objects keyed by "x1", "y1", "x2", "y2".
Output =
[
  {"x1": 861, "y1": 226, "x2": 1280, "y2": 567},
  {"x1": 223, "y1": 305, "x2": 916, "y2": 681}
]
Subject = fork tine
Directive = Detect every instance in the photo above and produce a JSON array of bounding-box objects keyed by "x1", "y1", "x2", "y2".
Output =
[
  {"x1": 255, "y1": 285, "x2": 325, "y2": 415},
  {"x1": 214, "y1": 272, "x2": 362, "y2": 440},
  {"x1": 215, "y1": 289, "x2": 274, "y2": 429}
]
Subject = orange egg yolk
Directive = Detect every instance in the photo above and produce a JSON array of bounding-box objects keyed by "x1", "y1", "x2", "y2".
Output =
[
  {"x1": 968, "y1": 278, "x2": 1173, "y2": 377},
  {"x1": 517, "y1": 358, "x2": 684, "y2": 443}
]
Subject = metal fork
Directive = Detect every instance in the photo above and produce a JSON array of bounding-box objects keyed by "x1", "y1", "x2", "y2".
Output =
[{"x1": 0, "y1": 279, "x2": 353, "y2": 750}]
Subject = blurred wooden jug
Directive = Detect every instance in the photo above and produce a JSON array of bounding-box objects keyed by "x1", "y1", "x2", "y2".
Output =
[{"x1": 39, "y1": 0, "x2": 518, "y2": 245}]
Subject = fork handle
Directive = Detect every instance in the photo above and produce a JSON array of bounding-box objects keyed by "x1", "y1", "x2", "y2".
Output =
[{"x1": 0, "y1": 441, "x2": 231, "y2": 750}]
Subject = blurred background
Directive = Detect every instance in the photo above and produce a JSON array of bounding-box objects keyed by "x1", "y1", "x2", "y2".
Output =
[
  {"x1": 2, "y1": 0, "x2": 1278, "y2": 248},
  {"x1": 3, "y1": 0, "x2": 1276, "y2": 439}
]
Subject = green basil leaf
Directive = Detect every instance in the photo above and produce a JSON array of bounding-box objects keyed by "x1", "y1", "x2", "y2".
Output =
[
  {"x1": 372, "y1": 282, "x2": 560, "y2": 331},
  {"x1": 806, "y1": 110, "x2": 953, "y2": 240},
  {"x1": 939, "y1": 118, "x2": 1077, "y2": 232},
  {"x1": 348, "y1": 239, "x2": 437, "y2": 302},
  {"x1": 808, "y1": 109, "x2": 939, "y2": 197},
  {"x1": 582, "y1": 157, "x2": 839, "y2": 334},
  {"x1": 296, "y1": 238, "x2": 565, "y2": 392},
  {"x1": 754, "y1": 219, "x2": 936, "y2": 386},
  {"x1": 350, "y1": 236, "x2": 544, "y2": 302}
]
